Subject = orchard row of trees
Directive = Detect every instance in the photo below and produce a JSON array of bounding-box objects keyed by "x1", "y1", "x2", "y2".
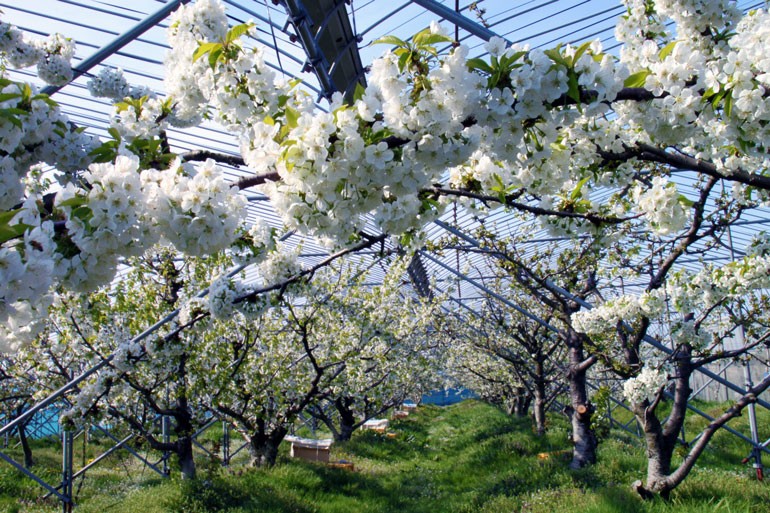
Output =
[
  {"x1": 0, "y1": 0, "x2": 770, "y2": 499},
  {"x1": 1, "y1": 251, "x2": 443, "y2": 477}
]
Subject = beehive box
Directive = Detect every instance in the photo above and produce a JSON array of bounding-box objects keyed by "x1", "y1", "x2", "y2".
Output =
[
  {"x1": 362, "y1": 418, "x2": 389, "y2": 433},
  {"x1": 285, "y1": 435, "x2": 333, "y2": 463}
]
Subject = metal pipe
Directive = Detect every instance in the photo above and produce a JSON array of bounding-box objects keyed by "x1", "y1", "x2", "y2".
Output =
[
  {"x1": 410, "y1": 0, "x2": 509, "y2": 43},
  {"x1": 61, "y1": 430, "x2": 74, "y2": 513},
  {"x1": 745, "y1": 359, "x2": 764, "y2": 478},
  {"x1": 222, "y1": 421, "x2": 231, "y2": 466},
  {"x1": 419, "y1": 250, "x2": 562, "y2": 333},
  {"x1": 690, "y1": 359, "x2": 737, "y2": 400},
  {"x1": 161, "y1": 415, "x2": 170, "y2": 476},
  {"x1": 43, "y1": 434, "x2": 135, "y2": 499},
  {"x1": 281, "y1": 0, "x2": 337, "y2": 99},
  {"x1": 90, "y1": 423, "x2": 167, "y2": 477}
]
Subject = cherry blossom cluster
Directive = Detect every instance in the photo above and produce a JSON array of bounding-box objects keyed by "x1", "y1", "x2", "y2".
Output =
[
  {"x1": 0, "y1": 21, "x2": 75, "y2": 85},
  {"x1": 86, "y1": 67, "x2": 153, "y2": 101},
  {"x1": 141, "y1": 158, "x2": 246, "y2": 256},
  {"x1": 55, "y1": 155, "x2": 155, "y2": 290},
  {"x1": 573, "y1": 250, "x2": 770, "y2": 354},
  {"x1": 4, "y1": 0, "x2": 770, "y2": 358},
  {"x1": 622, "y1": 364, "x2": 668, "y2": 404},
  {"x1": 0, "y1": 79, "x2": 98, "y2": 210},
  {"x1": 631, "y1": 176, "x2": 689, "y2": 235}
]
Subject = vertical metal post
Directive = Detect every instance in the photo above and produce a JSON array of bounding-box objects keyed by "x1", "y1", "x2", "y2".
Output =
[
  {"x1": 161, "y1": 415, "x2": 171, "y2": 476},
  {"x1": 61, "y1": 430, "x2": 74, "y2": 513},
  {"x1": 2, "y1": 409, "x2": 8, "y2": 448},
  {"x1": 744, "y1": 359, "x2": 764, "y2": 480},
  {"x1": 222, "y1": 421, "x2": 230, "y2": 467}
]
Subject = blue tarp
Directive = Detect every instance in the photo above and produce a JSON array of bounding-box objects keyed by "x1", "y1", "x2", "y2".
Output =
[{"x1": 421, "y1": 388, "x2": 476, "y2": 406}]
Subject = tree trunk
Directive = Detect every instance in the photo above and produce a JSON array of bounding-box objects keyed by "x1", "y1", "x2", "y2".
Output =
[
  {"x1": 248, "y1": 427, "x2": 287, "y2": 467},
  {"x1": 335, "y1": 398, "x2": 356, "y2": 442},
  {"x1": 337, "y1": 416, "x2": 355, "y2": 442},
  {"x1": 174, "y1": 385, "x2": 196, "y2": 480},
  {"x1": 177, "y1": 435, "x2": 196, "y2": 480},
  {"x1": 533, "y1": 378, "x2": 547, "y2": 436},
  {"x1": 634, "y1": 350, "x2": 694, "y2": 499},
  {"x1": 513, "y1": 386, "x2": 531, "y2": 417},
  {"x1": 567, "y1": 341, "x2": 597, "y2": 469},
  {"x1": 17, "y1": 420, "x2": 34, "y2": 468}
]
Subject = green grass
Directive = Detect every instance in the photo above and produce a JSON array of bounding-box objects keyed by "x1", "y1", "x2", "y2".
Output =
[{"x1": 1, "y1": 400, "x2": 768, "y2": 512}]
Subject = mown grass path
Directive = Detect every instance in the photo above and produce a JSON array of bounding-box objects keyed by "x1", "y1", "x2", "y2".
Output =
[{"x1": 1, "y1": 400, "x2": 768, "y2": 512}]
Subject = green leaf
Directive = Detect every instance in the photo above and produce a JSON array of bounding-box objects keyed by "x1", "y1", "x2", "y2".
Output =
[
  {"x1": 70, "y1": 205, "x2": 93, "y2": 225},
  {"x1": 56, "y1": 196, "x2": 87, "y2": 209},
  {"x1": 544, "y1": 46, "x2": 569, "y2": 68},
  {"x1": 415, "y1": 33, "x2": 453, "y2": 47},
  {"x1": 0, "y1": 92, "x2": 21, "y2": 103},
  {"x1": 107, "y1": 127, "x2": 122, "y2": 141},
  {"x1": 352, "y1": 82, "x2": 367, "y2": 102},
  {"x1": 208, "y1": 47, "x2": 224, "y2": 70},
  {"x1": 0, "y1": 222, "x2": 32, "y2": 245},
  {"x1": 724, "y1": 91, "x2": 733, "y2": 117},
  {"x1": 571, "y1": 176, "x2": 590, "y2": 200},
  {"x1": 32, "y1": 94, "x2": 58, "y2": 108},
  {"x1": 567, "y1": 72, "x2": 581, "y2": 106},
  {"x1": 709, "y1": 90, "x2": 726, "y2": 109},
  {"x1": 0, "y1": 209, "x2": 22, "y2": 226},
  {"x1": 397, "y1": 51, "x2": 411, "y2": 73},
  {"x1": 372, "y1": 35, "x2": 408, "y2": 47},
  {"x1": 466, "y1": 58, "x2": 494, "y2": 74},
  {"x1": 573, "y1": 40, "x2": 593, "y2": 63},
  {"x1": 284, "y1": 106, "x2": 299, "y2": 129},
  {"x1": 0, "y1": 109, "x2": 22, "y2": 128},
  {"x1": 623, "y1": 70, "x2": 650, "y2": 88},
  {"x1": 659, "y1": 41, "x2": 677, "y2": 60},
  {"x1": 21, "y1": 83, "x2": 32, "y2": 103},
  {"x1": 226, "y1": 23, "x2": 253, "y2": 44},
  {"x1": 678, "y1": 194, "x2": 695, "y2": 208},
  {"x1": 193, "y1": 42, "x2": 222, "y2": 62},
  {"x1": 88, "y1": 145, "x2": 116, "y2": 163}
]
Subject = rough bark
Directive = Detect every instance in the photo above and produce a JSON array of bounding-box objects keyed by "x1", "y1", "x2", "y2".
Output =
[
  {"x1": 533, "y1": 367, "x2": 547, "y2": 436},
  {"x1": 177, "y1": 435, "x2": 196, "y2": 480},
  {"x1": 337, "y1": 413, "x2": 356, "y2": 443},
  {"x1": 248, "y1": 426, "x2": 288, "y2": 467},
  {"x1": 17, "y1": 418, "x2": 34, "y2": 468},
  {"x1": 567, "y1": 339, "x2": 597, "y2": 469},
  {"x1": 632, "y1": 346, "x2": 697, "y2": 499}
]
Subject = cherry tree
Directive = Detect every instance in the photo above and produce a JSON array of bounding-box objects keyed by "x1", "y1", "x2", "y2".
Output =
[
  {"x1": 0, "y1": 0, "x2": 769, "y2": 496},
  {"x1": 305, "y1": 260, "x2": 444, "y2": 441},
  {"x1": 443, "y1": 296, "x2": 566, "y2": 434}
]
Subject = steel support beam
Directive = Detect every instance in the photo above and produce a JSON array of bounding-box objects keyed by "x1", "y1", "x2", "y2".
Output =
[{"x1": 409, "y1": 0, "x2": 508, "y2": 43}]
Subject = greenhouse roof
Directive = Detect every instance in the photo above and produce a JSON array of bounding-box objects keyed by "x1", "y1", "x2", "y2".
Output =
[{"x1": 3, "y1": 0, "x2": 770, "y2": 322}]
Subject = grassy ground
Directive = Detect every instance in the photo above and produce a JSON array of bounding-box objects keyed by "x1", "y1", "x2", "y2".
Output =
[{"x1": 0, "y1": 400, "x2": 767, "y2": 512}]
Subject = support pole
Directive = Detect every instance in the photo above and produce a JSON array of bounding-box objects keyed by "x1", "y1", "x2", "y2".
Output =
[
  {"x1": 222, "y1": 421, "x2": 230, "y2": 467},
  {"x1": 61, "y1": 430, "x2": 74, "y2": 513},
  {"x1": 161, "y1": 415, "x2": 171, "y2": 476},
  {"x1": 744, "y1": 359, "x2": 764, "y2": 480}
]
